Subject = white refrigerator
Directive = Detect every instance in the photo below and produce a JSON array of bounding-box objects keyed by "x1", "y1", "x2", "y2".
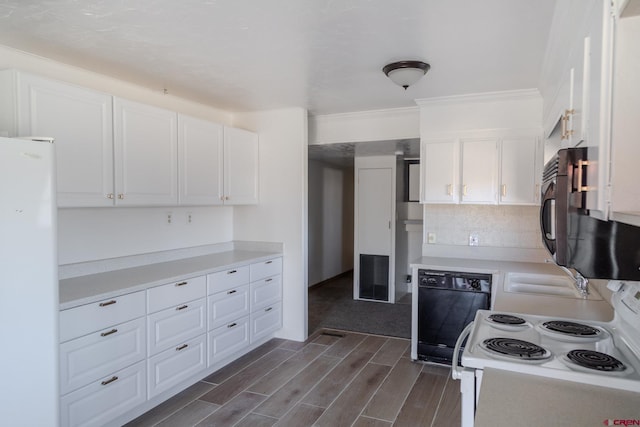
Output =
[{"x1": 0, "y1": 136, "x2": 59, "y2": 426}]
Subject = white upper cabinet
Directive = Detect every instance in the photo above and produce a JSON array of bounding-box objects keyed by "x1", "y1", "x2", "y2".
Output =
[
  {"x1": 113, "y1": 98, "x2": 178, "y2": 206},
  {"x1": 420, "y1": 139, "x2": 458, "y2": 203},
  {"x1": 178, "y1": 115, "x2": 224, "y2": 205},
  {"x1": 0, "y1": 71, "x2": 114, "y2": 207},
  {"x1": 223, "y1": 126, "x2": 259, "y2": 204},
  {"x1": 499, "y1": 137, "x2": 540, "y2": 205},
  {"x1": 421, "y1": 135, "x2": 540, "y2": 206},
  {"x1": 460, "y1": 139, "x2": 498, "y2": 204}
]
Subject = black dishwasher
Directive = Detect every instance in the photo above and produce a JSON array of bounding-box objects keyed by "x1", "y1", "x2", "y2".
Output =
[{"x1": 417, "y1": 269, "x2": 491, "y2": 364}]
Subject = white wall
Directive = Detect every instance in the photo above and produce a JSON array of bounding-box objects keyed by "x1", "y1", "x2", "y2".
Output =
[
  {"x1": 309, "y1": 106, "x2": 419, "y2": 144},
  {"x1": 308, "y1": 159, "x2": 354, "y2": 286},
  {"x1": 58, "y1": 207, "x2": 233, "y2": 264},
  {"x1": 232, "y1": 108, "x2": 308, "y2": 341}
]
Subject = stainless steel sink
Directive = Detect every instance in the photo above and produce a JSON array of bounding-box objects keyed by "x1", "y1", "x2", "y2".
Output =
[{"x1": 503, "y1": 273, "x2": 602, "y2": 300}]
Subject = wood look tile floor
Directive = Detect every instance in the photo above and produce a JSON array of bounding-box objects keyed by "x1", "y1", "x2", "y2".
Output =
[{"x1": 125, "y1": 330, "x2": 461, "y2": 427}]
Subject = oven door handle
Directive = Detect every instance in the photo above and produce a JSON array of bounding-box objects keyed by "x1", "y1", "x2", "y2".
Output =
[{"x1": 451, "y1": 321, "x2": 474, "y2": 381}]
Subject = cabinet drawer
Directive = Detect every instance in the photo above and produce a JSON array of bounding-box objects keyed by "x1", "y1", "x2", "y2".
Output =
[
  {"x1": 60, "y1": 361, "x2": 146, "y2": 427},
  {"x1": 208, "y1": 284, "x2": 250, "y2": 330},
  {"x1": 207, "y1": 265, "x2": 250, "y2": 294},
  {"x1": 250, "y1": 303, "x2": 282, "y2": 344},
  {"x1": 250, "y1": 258, "x2": 282, "y2": 281},
  {"x1": 208, "y1": 316, "x2": 250, "y2": 366},
  {"x1": 147, "y1": 275, "x2": 206, "y2": 313},
  {"x1": 60, "y1": 291, "x2": 145, "y2": 343},
  {"x1": 60, "y1": 317, "x2": 146, "y2": 395},
  {"x1": 147, "y1": 298, "x2": 206, "y2": 356},
  {"x1": 147, "y1": 333, "x2": 207, "y2": 399},
  {"x1": 250, "y1": 275, "x2": 282, "y2": 311}
]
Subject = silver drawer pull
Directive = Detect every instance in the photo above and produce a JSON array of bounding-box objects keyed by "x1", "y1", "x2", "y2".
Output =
[
  {"x1": 265, "y1": 261, "x2": 273, "y2": 264},
  {"x1": 176, "y1": 305, "x2": 188, "y2": 311},
  {"x1": 101, "y1": 376, "x2": 118, "y2": 386},
  {"x1": 265, "y1": 278, "x2": 273, "y2": 283},
  {"x1": 175, "y1": 281, "x2": 188, "y2": 287},
  {"x1": 265, "y1": 307, "x2": 273, "y2": 312},
  {"x1": 227, "y1": 289, "x2": 237, "y2": 295},
  {"x1": 98, "y1": 300, "x2": 116, "y2": 307},
  {"x1": 176, "y1": 344, "x2": 188, "y2": 351},
  {"x1": 227, "y1": 322, "x2": 237, "y2": 328},
  {"x1": 227, "y1": 269, "x2": 237, "y2": 274},
  {"x1": 100, "y1": 328, "x2": 118, "y2": 337}
]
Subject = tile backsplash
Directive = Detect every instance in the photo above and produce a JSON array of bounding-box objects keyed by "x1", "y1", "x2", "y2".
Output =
[{"x1": 423, "y1": 204, "x2": 543, "y2": 249}]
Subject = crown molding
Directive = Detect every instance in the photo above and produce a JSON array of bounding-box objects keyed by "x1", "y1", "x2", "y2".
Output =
[{"x1": 415, "y1": 89, "x2": 541, "y2": 107}]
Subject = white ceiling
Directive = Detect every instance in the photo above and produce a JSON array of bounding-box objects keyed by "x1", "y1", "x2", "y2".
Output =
[{"x1": 0, "y1": 0, "x2": 556, "y2": 116}]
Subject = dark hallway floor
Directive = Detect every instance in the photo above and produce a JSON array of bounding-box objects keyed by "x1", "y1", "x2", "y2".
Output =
[{"x1": 308, "y1": 271, "x2": 411, "y2": 338}]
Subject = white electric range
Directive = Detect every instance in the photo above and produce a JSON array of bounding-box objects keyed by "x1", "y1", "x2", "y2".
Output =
[{"x1": 451, "y1": 280, "x2": 640, "y2": 427}]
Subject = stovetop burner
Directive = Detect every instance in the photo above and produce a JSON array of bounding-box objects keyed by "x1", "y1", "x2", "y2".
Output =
[
  {"x1": 487, "y1": 314, "x2": 526, "y2": 325},
  {"x1": 541, "y1": 321, "x2": 602, "y2": 337},
  {"x1": 565, "y1": 350, "x2": 626, "y2": 372},
  {"x1": 481, "y1": 337, "x2": 551, "y2": 360}
]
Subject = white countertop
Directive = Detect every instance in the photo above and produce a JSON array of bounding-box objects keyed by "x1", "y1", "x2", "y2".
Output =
[
  {"x1": 410, "y1": 256, "x2": 614, "y2": 321},
  {"x1": 59, "y1": 249, "x2": 282, "y2": 310},
  {"x1": 475, "y1": 368, "x2": 640, "y2": 427}
]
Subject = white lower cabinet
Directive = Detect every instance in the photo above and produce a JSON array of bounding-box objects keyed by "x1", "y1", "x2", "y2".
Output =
[
  {"x1": 147, "y1": 298, "x2": 207, "y2": 356},
  {"x1": 60, "y1": 361, "x2": 146, "y2": 427},
  {"x1": 60, "y1": 255, "x2": 282, "y2": 426},
  {"x1": 208, "y1": 284, "x2": 250, "y2": 330},
  {"x1": 147, "y1": 333, "x2": 207, "y2": 398},
  {"x1": 250, "y1": 303, "x2": 282, "y2": 344},
  {"x1": 208, "y1": 316, "x2": 251, "y2": 366},
  {"x1": 60, "y1": 317, "x2": 146, "y2": 395}
]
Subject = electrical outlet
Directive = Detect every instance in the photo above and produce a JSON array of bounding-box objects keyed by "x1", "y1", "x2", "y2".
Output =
[
  {"x1": 166, "y1": 212, "x2": 172, "y2": 224},
  {"x1": 469, "y1": 233, "x2": 479, "y2": 246},
  {"x1": 427, "y1": 232, "x2": 436, "y2": 244},
  {"x1": 187, "y1": 212, "x2": 192, "y2": 224}
]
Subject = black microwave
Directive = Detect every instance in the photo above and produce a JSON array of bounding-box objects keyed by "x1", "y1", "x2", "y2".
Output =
[{"x1": 540, "y1": 147, "x2": 640, "y2": 280}]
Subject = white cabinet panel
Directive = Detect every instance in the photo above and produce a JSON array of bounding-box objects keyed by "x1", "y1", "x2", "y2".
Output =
[
  {"x1": 421, "y1": 140, "x2": 458, "y2": 203},
  {"x1": 60, "y1": 291, "x2": 145, "y2": 343},
  {"x1": 113, "y1": 98, "x2": 178, "y2": 206},
  {"x1": 147, "y1": 333, "x2": 206, "y2": 398},
  {"x1": 223, "y1": 126, "x2": 258, "y2": 204},
  {"x1": 60, "y1": 317, "x2": 146, "y2": 395},
  {"x1": 500, "y1": 138, "x2": 539, "y2": 205},
  {"x1": 60, "y1": 361, "x2": 146, "y2": 427},
  {"x1": 250, "y1": 276, "x2": 282, "y2": 312},
  {"x1": 460, "y1": 139, "x2": 498, "y2": 204},
  {"x1": 208, "y1": 316, "x2": 250, "y2": 366},
  {"x1": 147, "y1": 275, "x2": 206, "y2": 313},
  {"x1": 208, "y1": 284, "x2": 250, "y2": 330},
  {"x1": 178, "y1": 114, "x2": 224, "y2": 205},
  {"x1": 207, "y1": 266, "x2": 250, "y2": 294},
  {"x1": 250, "y1": 258, "x2": 282, "y2": 281},
  {"x1": 357, "y1": 167, "x2": 393, "y2": 255},
  {"x1": 147, "y1": 298, "x2": 206, "y2": 356},
  {"x1": 9, "y1": 71, "x2": 114, "y2": 207},
  {"x1": 250, "y1": 303, "x2": 282, "y2": 344}
]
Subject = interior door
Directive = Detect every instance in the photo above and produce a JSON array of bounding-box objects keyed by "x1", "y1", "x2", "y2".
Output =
[{"x1": 357, "y1": 168, "x2": 392, "y2": 255}]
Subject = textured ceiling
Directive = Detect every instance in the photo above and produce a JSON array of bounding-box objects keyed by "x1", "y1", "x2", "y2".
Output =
[
  {"x1": 308, "y1": 138, "x2": 420, "y2": 167},
  {"x1": 0, "y1": 0, "x2": 556, "y2": 115}
]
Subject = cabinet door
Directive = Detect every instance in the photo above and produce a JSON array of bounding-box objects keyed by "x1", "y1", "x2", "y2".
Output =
[
  {"x1": 113, "y1": 98, "x2": 178, "y2": 206},
  {"x1": 223, "y1": 126, "x2": 258, "y2": 204},
  {"x1": 250, "y1": 303, "x2": 282, "y2": 344},
  {"x1": 421, "y1": 140, "x2": 458, "y2": 203},
  {"x1": 147, "y1": 333, "x2": 206, "y2": 399},
  {"x1": 208, "y1": 284, "x2": 250, "y2": 330},
  {"x1": 147, "y1": 298, "x2": 207, "y2": 356},
  {"x1": 60, "y1": 361, "x2": 146, "y2": 427},
  {"x1": 500, "y1": 138, "x2": 539, "y2": 205},
  {"x1": 17, "y1": 73, "x2": 114, "y2": 207},
  {"x1": 177, "y1": 114, "x2": 224, "y2": 205},
  {"x1": 208, "y1": 316, "x2": 250, "y2": 367},
  {"x1": 460, "y1": 139, "x2": 498, "y2": 204}
]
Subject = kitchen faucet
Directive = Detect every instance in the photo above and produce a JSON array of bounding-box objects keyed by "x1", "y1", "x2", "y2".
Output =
[{"x1": 558, "y1": 265, "x2": 590, "y2": 297}]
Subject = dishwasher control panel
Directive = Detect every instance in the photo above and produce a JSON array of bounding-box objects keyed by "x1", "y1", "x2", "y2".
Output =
[{"x1": 418, "y1": 269, "x2": 491, "y2": 293}]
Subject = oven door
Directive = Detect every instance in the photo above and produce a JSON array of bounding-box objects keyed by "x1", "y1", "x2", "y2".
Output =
[{"x1": 540, "y1": 177, "x2": 556, "y2": 257}]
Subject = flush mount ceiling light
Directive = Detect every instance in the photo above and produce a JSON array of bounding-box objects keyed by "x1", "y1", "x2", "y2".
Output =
[{"x1": 382, "y1": 60, "x2": 430, "y2": 90}]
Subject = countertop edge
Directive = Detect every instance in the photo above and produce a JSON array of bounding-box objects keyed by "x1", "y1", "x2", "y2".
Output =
[{"x1": 59, "y1": 249, "x2": 283, "y2": 310}]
